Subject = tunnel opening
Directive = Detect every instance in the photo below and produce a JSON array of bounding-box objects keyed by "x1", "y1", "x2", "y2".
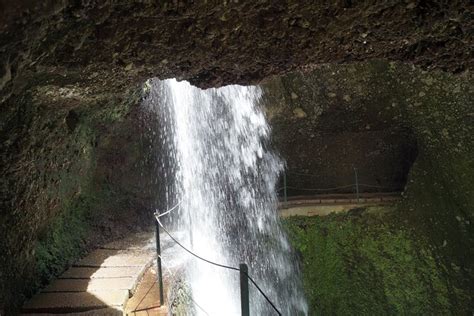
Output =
[
  {"x1": 132, "y1": 67, "x2": 424, "y2": 314},
  {"x1": 258, "y1": 64, "x2": 420, "y2": 200},
  {"x1": 276, "y1": 131, "x2": 418, "y2": 200},
  {"x1": 7, "y1": 59, "x2": 471, "y2": 316}
]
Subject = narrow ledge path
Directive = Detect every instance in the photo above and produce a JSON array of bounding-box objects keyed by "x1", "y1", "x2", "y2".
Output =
[
  {"x1": 20, "y1": 193, "x2": 399, "y2": 315},
  {"x1": 278, "y1": 192, "x2": 401, "y2": 217},
  {"x1": 22, "y1": 231, "x2": 166, "y2": 315}
]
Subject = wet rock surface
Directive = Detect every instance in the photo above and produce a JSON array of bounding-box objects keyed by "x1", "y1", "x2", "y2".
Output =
[
  {"x1": 0, "y1": 1, "x2": 473, "y2": 314},
  {"x1": 272, "y1": 61, "x2": 473, "y2": 314},
  {"x1": 0, "y1": 87, "x2": 155, "y2": 313},
  {"x1": 0, "y1": 0, "x2": 472, "y2": 102},
  {"x1": 262, "y1": 61, "x2": 419, "y2": 194}
]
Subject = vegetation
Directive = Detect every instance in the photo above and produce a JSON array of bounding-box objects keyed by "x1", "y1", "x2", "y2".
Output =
[
  {"x1": 33, "y1": 194, "x2": 94, "y2": 289},
  {"x1": 283, "y1": 206, "x2": 467, "y2": 315}
]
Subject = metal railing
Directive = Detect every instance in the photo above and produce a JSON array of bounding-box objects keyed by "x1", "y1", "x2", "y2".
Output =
[
  {"x1": 279, "y1": 167, "x2": 394, "y2": 203},
  {"x1": 153, "y1": 168, "x2": 395, "y2": 314},
  {"x1": 154, "y1": 202, "x2": 281, "y2": 315}
]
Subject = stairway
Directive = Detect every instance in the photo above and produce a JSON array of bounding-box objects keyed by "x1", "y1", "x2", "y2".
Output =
[{"x1": 22, "y1": 232, "x2": 162, "y2": 315}]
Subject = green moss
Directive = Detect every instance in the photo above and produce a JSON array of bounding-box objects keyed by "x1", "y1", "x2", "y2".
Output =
[
  {"x1": 26, "y1": 122, "x2": 97, "y2": 295},
  {"x1": 283, "y1": 208, "x2": 457, "y2": 315},
  {"x1": 33, "y1": 195, "x2": 93, "y2": 288},
  {"x1": 0, "y1": 85, "x2": 147, "y2": 313},
  {"x1": 269, "y1": 62, "x2": 473, "y2": 314}
]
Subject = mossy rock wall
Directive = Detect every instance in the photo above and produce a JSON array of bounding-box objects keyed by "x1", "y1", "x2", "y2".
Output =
[
  {"x1": 396, "y1": 67, "x2": 474, "y2": 310},
  {"x1": 262, "y1": 63, "x2": 418, "y2": 194},
  {"x1": 271, "y1": 61, "x2": 473, "y2": 314},
  {"x1": 284, "y1": 210, "x2": 459, "y2": 314},
  {"x1": 0, "y1": 83, "x2": 155, "y2": 313},
  {"x1": 262, "y1": 60, "x2": 472, "y2": 236},
  {"x1": 0, "y1": 61, "x2": 471, "y2": 315}
]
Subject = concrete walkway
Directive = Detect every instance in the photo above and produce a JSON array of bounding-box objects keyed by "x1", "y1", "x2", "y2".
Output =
[
  {"x1": 22, "y1": 232, "x2": 161, "y2": 315},
  {"x1": 124, "y1": 265, "x2": 168, "y2": 316},
  {"x1": 279, "y1": 192, "x2": 400, "y2": 217},
  {"x1": 21, "y1": 193, "x2": 399, "y2": 314}
]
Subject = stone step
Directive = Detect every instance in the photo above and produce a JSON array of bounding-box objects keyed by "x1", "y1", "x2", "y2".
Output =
[
  {"x1": 125, "y1": 267, "x2": 168, "y2": 316},
  {"x1": 75, "y1": 249, "x2": 153, "y2": 268},
  {"x1": 101, "y1": 232, "x2": 155, "y2": 251},
  {"x1": 22, "y1": 232, "x2": 156, "y2": 315},
  {"x1": 42, "y1": 278, "x2": 136, "y2": 293},
  {"x1": 21, "y1": 307, "x2": 123, "y2": 315},
  {"x1": 60, "y1": 266, "x2": 145, "y2": 279},
  {"x1": 22, "y1": 290, "x2": 129, "y2": 314}
]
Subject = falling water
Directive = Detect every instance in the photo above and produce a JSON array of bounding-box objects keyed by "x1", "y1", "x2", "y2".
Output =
[{"x1": 143, "y1": 78, "x2": 307, "y2": 315}]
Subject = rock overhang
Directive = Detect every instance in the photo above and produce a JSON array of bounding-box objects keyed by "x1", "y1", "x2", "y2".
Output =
[{"x1": 0, "y1": 0, "x2": 472, "y2": 101}]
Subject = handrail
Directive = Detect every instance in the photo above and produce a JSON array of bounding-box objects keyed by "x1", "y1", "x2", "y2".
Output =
[
  {"x1": 277, "y1": 183, "x2": 393, "y2": 192},
  {"x1": 279, "y1": 168, "x2": 395, "y2": 199},
  {"x1": 157, "y1": 254, "x2": 210, "y2": 315},
  {"x1": 277, "y1": 184, "x2": 355, "y2": 192},
  {"x1": 156, "y1": 169, "x2": 393, "y2": 314},
  {"x1": 155, "y1": 199, "x2": 183, "y2": 218},
  {"x1": 279, "y1": 167, "x2": 397, "y2": 203},
  {"x1": 154, "y1": 205, "x2": 282, "y2": 315}
]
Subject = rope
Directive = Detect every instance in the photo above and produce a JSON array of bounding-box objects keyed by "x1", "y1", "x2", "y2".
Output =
[
  {"x1": 277, "y1": 183, "x2": 392, "y2": 192},
  {"x1": 155, "y1": 215, "x2": 282, "y2": 315},
  {"x1": 282, "y1": 171, "x2": 393, "y2": 190},
  {"x1": 286, "y1": 171, "x2": 320, "y2": 177},
  {"x1": 358, "y1": 183, "x2": 390, "y2": 188},
  {"x1": 278, "y1": 184, "x2": 354, "y2": 191},
  {"x1": 154, "y1": 173, "x2": 391, "y2": 315},
  {"x1": 156, "y1": 199, "x2": 183, "y2": 218},
  {"x1": 157, "y1": 254, "x2": 210, "y2": 316}
]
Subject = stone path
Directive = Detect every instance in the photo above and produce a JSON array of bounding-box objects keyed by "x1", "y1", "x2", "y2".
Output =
[
  {"x1": 22, "y1": 232, "x2": 162, "y2": 315},
  {"x1": 124, "y1": 265, "x2": 169, "y2": 316},
  {"x1": 279, "y1": 192, "x2": 400, "y2": 217},
  {"x1": 21, "y1": 194, "x2": 397, "y2": 314}
]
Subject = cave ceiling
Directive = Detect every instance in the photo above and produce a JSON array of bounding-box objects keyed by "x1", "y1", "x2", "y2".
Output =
[{"x1": 0, "y1": 1, "x2": 472, "y2": 103}]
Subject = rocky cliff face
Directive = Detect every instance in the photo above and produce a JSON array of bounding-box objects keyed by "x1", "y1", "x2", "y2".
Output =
[
  {"x1": 0, "y1": 84, "x2": 155, "y2": 312},
  {"x1": 0, "y1": 1, "x2": 473, "y2": 314},
  {"x1": 263, "y1": 61, "x2": 473, "y2": 313},
  {"x1": 0, "y1": 0, "x2": 471, "y2": 102},
  {"x1": 263, "y1": 60, "x2": 473, "y2": 223},
  {"x1": 262, "y1": 61, "x2": 418, "y2": 195}
]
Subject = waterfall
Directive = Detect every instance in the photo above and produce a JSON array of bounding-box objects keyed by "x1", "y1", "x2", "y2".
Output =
[{"x1": 143, "y1": 78, "x2": 307, "y2": 315}]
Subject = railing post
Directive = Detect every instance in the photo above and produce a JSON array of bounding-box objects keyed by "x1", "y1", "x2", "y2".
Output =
[
  {"x1": 283, "y1": 172, "x2": 288, "y2": 203},
  {"x1": 240, "y1": 263, "x2": 250, "y2": 316},
  {"x1": 353, "y1": 166, "x2": 360, "y2": 203},
  {"x1": 155, "y1": 220, "x2": 165, "y2": 306}
]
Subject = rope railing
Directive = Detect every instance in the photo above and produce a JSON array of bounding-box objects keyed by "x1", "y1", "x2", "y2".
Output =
[
  {"x1": 279, "y1": 168, "x2": 396, "y2": 202},
  {"x1": 277, "y1": 183, "x2": 392, "y2": 192},
  {"x1": 155, "y1": 169, "x2": 395, "y2": 314},
  {"x1": 358, "y1": 183, "x2": 392, "y2": 188},
  {"x1": 154, "y1": 202, "x2": 282, "y2": 315},
  {"x1": 155, "y1": 198, "x2": 183, "y2": 218},
  {"x1": 277, "y1": 184, "x2": 355, "y2": 192},
  {"x1": 286, "y1": 171, "x2": 321, "y2": 177},
  {"x1": 157, "y1": 254, "x2": 211, "y2": 316},
  {"x1": 282, "y1": 170, "x2": 393, "y2": 189}
]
